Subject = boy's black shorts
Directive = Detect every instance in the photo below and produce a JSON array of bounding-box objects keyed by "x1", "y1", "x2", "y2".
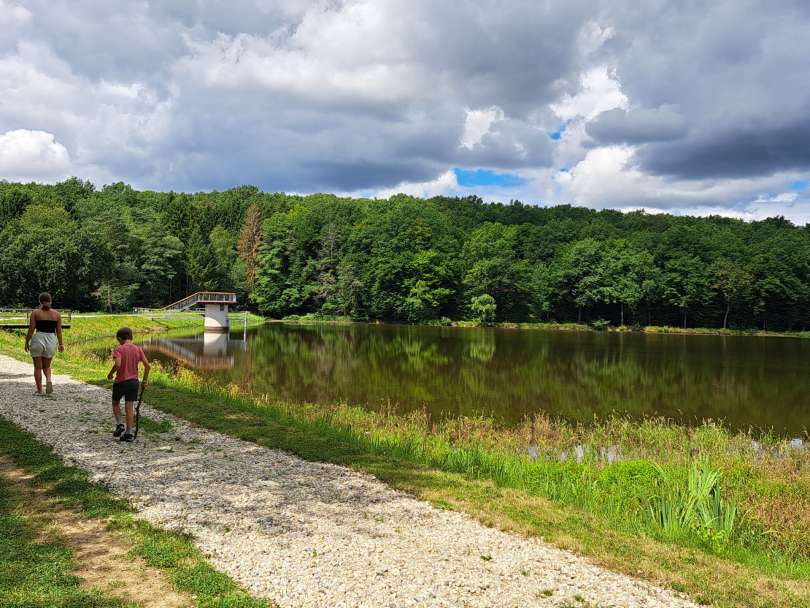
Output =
[{"x1": 112, "y1": 379, "x2": 140, "y2": 402}]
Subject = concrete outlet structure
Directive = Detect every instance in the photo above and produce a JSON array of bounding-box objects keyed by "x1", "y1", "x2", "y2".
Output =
[
  {"x1": 204, "y1": 303, "x2": 231, "y2": 332},
  {"x1": 161, "y1": 292, "x2": 237, "y2": 333}
]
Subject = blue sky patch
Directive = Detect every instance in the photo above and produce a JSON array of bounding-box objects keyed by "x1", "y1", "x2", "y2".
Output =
[
  {"x1": 454, "y1": 168, "x2": 526, "y2": 188},
  {"x1": 788, "y1": 179, "x2": 807, "y2": 191},
  {"x1": 548, "y1": 121, "x2": 569, "y2": 141}
]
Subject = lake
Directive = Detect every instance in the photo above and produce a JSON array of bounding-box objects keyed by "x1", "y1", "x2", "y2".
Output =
[{"x1": 139, "y1": 323, "x2": 810, "y2": 434}]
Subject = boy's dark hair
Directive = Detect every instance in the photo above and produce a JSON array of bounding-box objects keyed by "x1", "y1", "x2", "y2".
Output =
[
  {"x1": 39, "y1": 292, "x2": 52, "y2": 305},
  {"x1": 116, "y1": 327, "x2": 133, "y2": 341}
]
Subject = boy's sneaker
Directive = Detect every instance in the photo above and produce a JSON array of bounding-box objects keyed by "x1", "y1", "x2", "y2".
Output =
[
  {"x1": 113, "y1": 424, "x2": 125, "y2": 438},
  {"x1": 120, "y1": 432, "x2": 135, "y2": 443}
]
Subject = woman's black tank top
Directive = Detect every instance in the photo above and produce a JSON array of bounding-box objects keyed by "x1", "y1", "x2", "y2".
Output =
[{"x1": 35, "y1": 318, "x2": 57, "y2": 333}]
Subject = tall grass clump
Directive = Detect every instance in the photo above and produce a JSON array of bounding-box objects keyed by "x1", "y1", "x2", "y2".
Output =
[{"x1": 649, "y1": 459, "x2": 737, "y2": 551}]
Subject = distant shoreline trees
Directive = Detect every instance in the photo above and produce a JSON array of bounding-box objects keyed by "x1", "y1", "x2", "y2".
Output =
[{"x1": 1, "y1": 179, "x2": 808, "y2": 330}]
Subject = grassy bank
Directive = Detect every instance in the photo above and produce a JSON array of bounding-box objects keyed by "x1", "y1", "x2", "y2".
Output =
[
  {"x1": 0, "y1": 417, "x2": 272, "y2": 608},
  {"x1": 1, "y1": 315, "x2": 809, "y2": 607}
]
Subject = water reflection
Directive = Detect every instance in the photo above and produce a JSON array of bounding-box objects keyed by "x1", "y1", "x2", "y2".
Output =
[
  {"x1": 140, "y1": 323, "x2": 810, "y2": 434},
  {"x1": 141, "y1": 331, "x2": 244, "y2": 370}
]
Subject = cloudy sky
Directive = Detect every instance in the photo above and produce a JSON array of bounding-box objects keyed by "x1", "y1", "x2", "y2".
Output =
[{"x1": 2, "y1": 1, "x2": 809, "y2": 224}]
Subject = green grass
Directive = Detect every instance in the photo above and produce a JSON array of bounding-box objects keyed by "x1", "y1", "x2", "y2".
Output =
[
  {"x1": 0, "y1": 407, "x2": 272, "y2": 608},
  {"x1": 1, "y1": 314, "x2": 809, "y2": 607},
  {"x1": 136, "y1": 416, "x2": 173, "y2": 434},
  {"x1": 0, "y1": 463, "x2": 130, "y2": 607}
]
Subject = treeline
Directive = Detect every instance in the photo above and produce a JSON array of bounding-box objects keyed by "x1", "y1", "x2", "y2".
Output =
[{"x1": 1, "y1": 179, "x2": 809, "y2": 330}]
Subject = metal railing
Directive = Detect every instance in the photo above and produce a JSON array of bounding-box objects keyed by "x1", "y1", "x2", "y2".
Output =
[
  {"x1": 0, "y1": 309, "x2": 72, "y2": 328},
  {"x1": 161, "y1": 292, "x2": 237, "y2": 312}
]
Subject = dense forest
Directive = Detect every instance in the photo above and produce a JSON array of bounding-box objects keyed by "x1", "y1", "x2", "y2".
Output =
[{"x1": 1, "y1": 178, "x2": 809, "y2": 330}]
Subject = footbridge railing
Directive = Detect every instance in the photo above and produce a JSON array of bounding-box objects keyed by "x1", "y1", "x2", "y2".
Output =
[
  {"x1": 0, "y1": 309, "x2": 73, "y2": 329},
  {"x1": 161, "y1": 292, "x2": 237, "y2": 312}
]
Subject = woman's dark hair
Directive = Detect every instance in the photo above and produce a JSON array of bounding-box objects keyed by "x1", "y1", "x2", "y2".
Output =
[
  {"x1": 39, "y1": 292, "x2": 52, "y2": 305},
  {"x1": 116, "y1": 327, "x2": 133, "y2": 341}
]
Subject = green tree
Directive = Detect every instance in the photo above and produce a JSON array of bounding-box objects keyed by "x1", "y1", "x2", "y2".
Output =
[
  {"x1": 140, "y1": 233, "x2": 185, "y2": 306},
  {"x1": 0, "y1": 189, "x2": 31, "y2": 227},
  {"x1": 209, "y1": 225, "x2": 238, "y2": 291},
  {"x1": 663, "y1": 254, "x2": 710, "y2": 328},
  {"x1": 0, "y1": 205, "x2": 107, "y2": 309},
  {"x1": 710, "y1": 258, "x2": 751, "y2": 329},
  {"x1": 551, "y1": 239, "x2": 605, "y2": 323},
  {"x1": 597, "y1": 241, "x2": 657, "y2": 326},
  {"x1": 254, "y1": 214, "x2": 295, "y2": 317},
  {"x1": 186, "y1": 227, "x2": 216, "y2": 292},
  {"x1": 461, "y1": 223, "x2": 532, "y2": 321},
  {"x1": 0, "y1": 178, "x2": 808, "y2": 330},
  {"x1": 237, "y1": 203, "x2": 263, "y2": 295},
  {"x1": 470, "y1": 293, "x2": 497, "y2": 325},
  {"x1": 94, "y1": 282, "x2": 139, "y2": 312}
]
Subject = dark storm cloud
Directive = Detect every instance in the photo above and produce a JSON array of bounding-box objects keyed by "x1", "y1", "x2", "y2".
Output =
[
  {"x1": 586, "y1": 107, "x2": 687, "y2": 145},
  {"x1": 639, "y1": 119, "x2": 810, "y2": 180},
  {"x1": 597, "y1": 0, "x2": 810, "y2": 181},
  {"x1": 301, "y1": 159, "x2": 439, "y2": 191}
]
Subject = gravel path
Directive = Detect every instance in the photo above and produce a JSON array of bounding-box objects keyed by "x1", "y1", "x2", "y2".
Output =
[{"x1": 0, "y1": 355, "x2": 697, "y2": 608}]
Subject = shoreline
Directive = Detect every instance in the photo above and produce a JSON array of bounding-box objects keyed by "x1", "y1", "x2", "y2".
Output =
[
  {"x1": 278, "y1": 315, "x2": 810, "y2": 339},
  {"x1": 1, "y1": 314, "x2": 809, "y2": 607}
]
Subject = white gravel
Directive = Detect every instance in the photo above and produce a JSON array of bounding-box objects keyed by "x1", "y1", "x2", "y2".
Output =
[{"x1": 0, "y1": 354, "x2": 697, "y2": 608}]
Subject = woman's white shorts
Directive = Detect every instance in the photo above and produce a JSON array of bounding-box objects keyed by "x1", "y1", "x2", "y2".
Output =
[{"x1": 29, "y1": 332, "x2": 57, "y2": 359}]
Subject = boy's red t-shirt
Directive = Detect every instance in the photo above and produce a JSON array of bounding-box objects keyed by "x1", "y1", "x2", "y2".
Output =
[{"x1": 114, "y1": 343, "x2": 146, "y2": 383}]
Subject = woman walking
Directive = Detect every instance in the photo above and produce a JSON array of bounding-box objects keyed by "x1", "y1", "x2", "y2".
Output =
[{"x1": 24, "y1": 292, "x2": 64, "y2": 395}]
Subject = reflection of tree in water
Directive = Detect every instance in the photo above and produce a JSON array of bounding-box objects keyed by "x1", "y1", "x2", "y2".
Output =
[
  {"x1": 393, "y1": 334, "x2": 449, "y2": 371},
  {"x1": 195, "y1": 325, "x2": 810, "y2": 433},
  {"x1": 466, "y1": 332, "x2": 496, "y2": 363}
]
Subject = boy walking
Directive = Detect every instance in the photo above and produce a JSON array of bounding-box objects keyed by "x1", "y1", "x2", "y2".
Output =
[{"x1": 107, "y1": 327, "x2": 150, "y2": 442}]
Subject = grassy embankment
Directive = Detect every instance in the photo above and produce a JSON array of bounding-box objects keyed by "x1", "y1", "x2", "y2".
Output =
[{"x1": 1, "y1": 314, "x2": 809, "y2": 608}]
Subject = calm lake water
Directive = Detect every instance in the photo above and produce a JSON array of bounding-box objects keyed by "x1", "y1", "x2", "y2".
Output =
[{"x1": 138, "y1": 323, "x2": 810, "y2": 434}]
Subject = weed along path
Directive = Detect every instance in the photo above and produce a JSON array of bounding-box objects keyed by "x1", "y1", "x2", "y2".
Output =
[{"x1": 0, "y1": 355, "x2": 697, "y2": 608}]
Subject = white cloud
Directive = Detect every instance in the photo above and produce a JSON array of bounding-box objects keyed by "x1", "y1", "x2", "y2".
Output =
[
  {"x1": 550, "y1": 145, "x2": 810, "y2": 224},
  {"x1": 551, "y1": 65, "x2": 628, "y2": 121},
  {"x1": 460, "y1": 107, "x2": 504, "y2": 149},
  {"x1": 0, "y1": 129, "x2": 71, "y2": 181},
  {"x1": 375, "y1": 170, "x2": 460, "y2": 199},
  {"x1": 0, "y1": 0, "x2": 30, "y2": 29}
]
